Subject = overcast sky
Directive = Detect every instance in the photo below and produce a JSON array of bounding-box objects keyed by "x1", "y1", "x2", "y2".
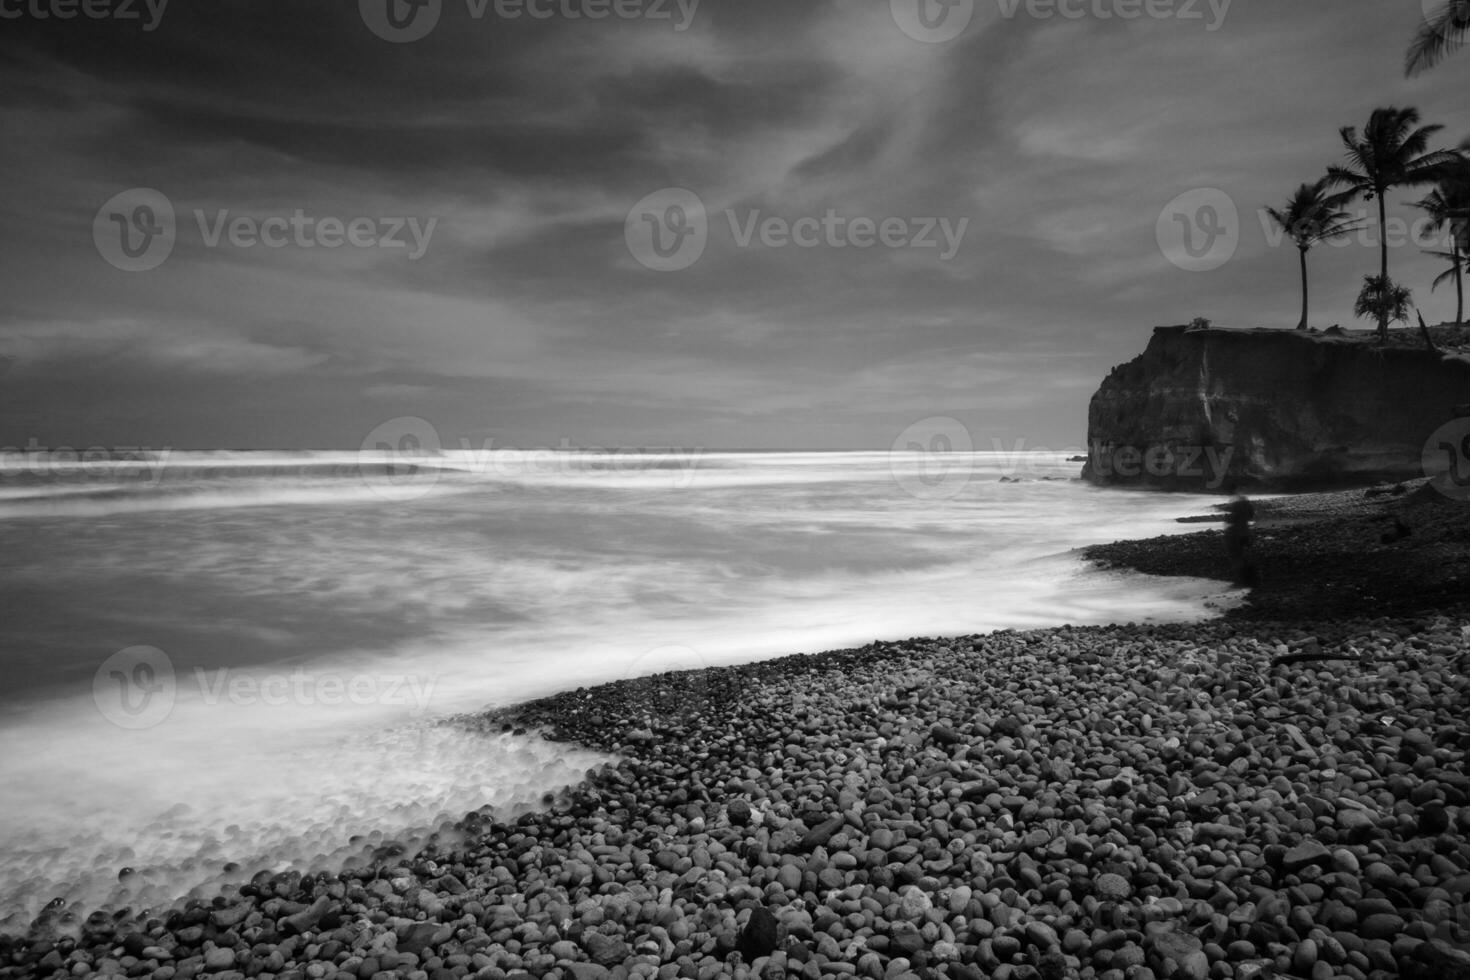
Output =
[{"x1": 4, "y1": 0, "x2": 1470, "y2": 451}]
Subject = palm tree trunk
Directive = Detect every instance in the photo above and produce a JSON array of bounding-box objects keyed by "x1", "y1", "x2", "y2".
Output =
[
  {"x1": 1456, "y1": 243, "x2": 1465, "y2": 327},
  {"x1": 1297, "y1": 247, "x2": 1309, "y2": 329},
  {"x1": 1378, "y1": 192, "x2": 1390, "y2": 339}
]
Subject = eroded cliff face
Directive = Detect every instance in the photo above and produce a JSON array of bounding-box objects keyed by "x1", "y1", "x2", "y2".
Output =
[{"x1": 1083, "y1": 326, "x2": 1470, "y2": 491}]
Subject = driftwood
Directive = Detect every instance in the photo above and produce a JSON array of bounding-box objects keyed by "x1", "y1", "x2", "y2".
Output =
[{"x1": 1418, "y1": 310, "x2": 1442, "y2": 354}]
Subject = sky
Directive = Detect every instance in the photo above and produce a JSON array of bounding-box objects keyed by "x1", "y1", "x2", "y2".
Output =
[{"x1": 3, "y1": 0, "x2": 1470, "y2": 451}]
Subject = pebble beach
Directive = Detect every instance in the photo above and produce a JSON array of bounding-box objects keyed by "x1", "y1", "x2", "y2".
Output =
[{"x1": 7, "y1": 484, "x2": 1470, "y2": 980}]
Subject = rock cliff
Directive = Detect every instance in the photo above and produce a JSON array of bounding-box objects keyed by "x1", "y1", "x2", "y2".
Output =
[{"x1": 1082, "y1": 325, "x2": 1470, "y2": 491}]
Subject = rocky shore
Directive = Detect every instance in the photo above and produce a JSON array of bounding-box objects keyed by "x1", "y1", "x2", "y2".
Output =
[{"x1": 6, "y1": 487, "x2": 1470, "y2": 980}]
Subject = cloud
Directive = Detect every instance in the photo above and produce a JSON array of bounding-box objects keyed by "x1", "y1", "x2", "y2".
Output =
[{"x1": 4, "y1": 0, "x2": 1470, "y2": 448}]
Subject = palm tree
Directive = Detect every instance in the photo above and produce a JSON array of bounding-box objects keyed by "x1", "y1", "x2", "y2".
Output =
[
  {"x1": 1413, "y1": 180, "x2": 1470, "y2": 325},
  {"x1": 1407, "y1": 0, "x2": 1470, "y2": 76},
  {"x1": 1423, "y1": 247, "x2": 1470, "y2": 325},
  {"x1": 1327, "y1": 107, "x2": 1462, "y2": 339},
  {"x1": 1354, "y1": 275, "x2": 1414, "y2": 329},
  {"x1": 1265, "y1": 179, "x2": 1364, "y2": 330}
]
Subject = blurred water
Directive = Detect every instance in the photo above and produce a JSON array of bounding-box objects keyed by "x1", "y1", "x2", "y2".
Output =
[{"x1": 0, "y1": 449, "x2": 1232, "y2": 926}]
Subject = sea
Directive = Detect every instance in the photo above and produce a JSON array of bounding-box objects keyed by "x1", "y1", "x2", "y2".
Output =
[{"x1": 0, "y1": 448, "x2": 1234, "y2": 928}]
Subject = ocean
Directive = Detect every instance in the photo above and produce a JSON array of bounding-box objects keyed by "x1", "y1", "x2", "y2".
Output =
[{"x1": 0, "y1": 449, "x2": 1232, "y2": 927}]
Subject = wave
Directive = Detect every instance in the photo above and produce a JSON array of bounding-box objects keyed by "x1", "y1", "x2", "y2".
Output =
[
  {"x1": 0, "y1": 450, "x2": 1080, "y2": 519},
  {"x1": 0, "y1": 449, "x2": 1232, "y2": 926}
]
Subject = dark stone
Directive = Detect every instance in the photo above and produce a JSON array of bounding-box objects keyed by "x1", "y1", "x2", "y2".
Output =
[
  {"x1": 398, "y1": 922, "x2": 451, "y2": 957},
  {"x1": 799, "y1": 815, "x2": 847, "y2": 852},
  {"x1": 930, "y1": 724, "x2": 962, "y2": 746},
  {"x1": 992, "y1": 715, "x2": 1023, "y2": 738},
  {"x1": 1282, "y1": 841, "x2": 1332, "y2": 872},
  {"x1": 1038, "y1": 950, "x2": 1068, "y2": 980},
  {"x1": 739, "y1": 907, "x2": 781, "y2": 962},
  {"x1": 583, "y1": 931, "x2": 630, "y2": 967}
]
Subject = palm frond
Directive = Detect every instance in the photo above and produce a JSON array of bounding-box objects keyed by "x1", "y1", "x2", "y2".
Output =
[
  {"x1": 1321, "y1": 186, "x2": 1360, "y2": 211},
  {"x1": 1325, "y1": 165, "x2": 1367, "y2": 195},
  {"x1": 1319, "y1": 217, "x2": 1367, "y2": 241},
  {"x1": 1400, "y1": 124, "x2": 1444, "y2": 162},
  {"x1": 1422, "y1": 248, "x2": 1467, "y2": 291},
  {"x1": 1407, "y1": 0, "x2": 1470, "y2": 76}
]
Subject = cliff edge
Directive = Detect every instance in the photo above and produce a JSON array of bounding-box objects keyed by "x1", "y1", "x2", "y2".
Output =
[{"x1": 1082, "y1": 325, "x2": 1470, "y2": 491}]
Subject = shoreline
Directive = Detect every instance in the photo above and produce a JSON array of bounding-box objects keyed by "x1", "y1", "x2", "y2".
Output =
[{"x1": 7, "y1": 486, "x2": 1470, "y2": 980}]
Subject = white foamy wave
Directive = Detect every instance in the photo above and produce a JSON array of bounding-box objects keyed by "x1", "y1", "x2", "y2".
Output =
[
  {"x1": 0, "y1": 480, "x2": 476, "y2": 520},
  {"x1": 0, "y1": 450, "x2": 1088, "y2": 518},
  {"x1": 0, "y1": 691, "x2": 611, "y2": 927}
]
